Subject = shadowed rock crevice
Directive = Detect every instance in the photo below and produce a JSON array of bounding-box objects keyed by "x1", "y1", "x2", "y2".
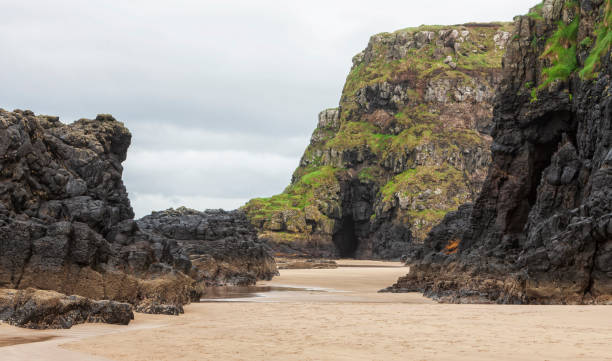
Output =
[
  {"x1": 507, "y1": 110, "x2": 577, "y2": 235},
  {"x1": 333, "y1": 215, "x2": 358, "y2": 257}
]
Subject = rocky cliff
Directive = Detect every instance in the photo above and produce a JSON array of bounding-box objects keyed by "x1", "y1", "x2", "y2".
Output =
[
  {"x1": 386, "y1": 0, "x2": 612, "y2": 304},
  {"x1": 0, "y1": 109, "x2": 277, "y2": 327},
  {"x1": 244, "y1": 23, "x2": 513, "y2": 259}
]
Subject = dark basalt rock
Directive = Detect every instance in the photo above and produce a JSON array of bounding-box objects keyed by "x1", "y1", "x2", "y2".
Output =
[
  {"x1": 0, "y1": 288, "x2": 133, "y2": 329},
  {"x1": 137, "y1": 207, "x2": 278, "y2": 286},
  {"x1": 0, "y1": 110, "x2": 198, "y2": 311},
  {"x1": 387, "y1": 0, "x2": 612, "y2": 304},
  {"x1": 0, "y1": 109, "x2": 277, "y2": 325}
]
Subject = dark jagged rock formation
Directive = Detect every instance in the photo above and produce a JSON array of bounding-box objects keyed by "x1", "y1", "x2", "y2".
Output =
[
  {"x1": 0, "y1": 109, "x2": 199, "y2": 311},
  {"x1": 137, "y1": 207, "x2": 278, "y2": 286},
  {"x1": 0, "y1": 288, "x2": 133, "y2": 329},
  {"x1": 0, "y1": 109, "x2": 277, "y2": 326},
  {"x1": 244, "y1": 23, "x2": 513, "y2": 259},
  {"x1": 386, "y1": 0, "x2": 612, "y2": 304}
]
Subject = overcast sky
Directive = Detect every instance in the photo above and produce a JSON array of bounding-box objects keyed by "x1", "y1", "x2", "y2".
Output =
[{"x1": 0, "y1": 0, "x2": 537, "y2": 217}]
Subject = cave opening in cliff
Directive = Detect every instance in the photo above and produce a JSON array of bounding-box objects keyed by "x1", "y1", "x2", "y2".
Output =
[
  {"x1": 506, "y1": 110, "x2": 576, "y2": 233},
  {"x1": 528, "y1": 111, "x2": 577, "y2": 207},
  {"x1": 333, "y1": 215, "x2": 359, "y2": 258}
]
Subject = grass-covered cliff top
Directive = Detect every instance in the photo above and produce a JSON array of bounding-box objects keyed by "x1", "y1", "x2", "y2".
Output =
[{"x1": 342, "y1": 22, "x2": 513, "y2": 101}]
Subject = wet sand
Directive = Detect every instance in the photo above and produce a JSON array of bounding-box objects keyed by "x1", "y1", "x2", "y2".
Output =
[{"x1": 2, "y1": 260, "x2": 612, "y2": 360}]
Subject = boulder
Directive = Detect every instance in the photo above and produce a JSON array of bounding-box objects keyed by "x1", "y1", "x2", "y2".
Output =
[{"x1": 0, "y1": 288, "x2": 133, "y2": 329}]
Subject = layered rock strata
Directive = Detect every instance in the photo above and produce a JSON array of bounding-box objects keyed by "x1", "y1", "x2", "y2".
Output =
[
  {"x1": 245, "y1": 23, "x2": 513, "y2": 259},
  {"x1": 386, "y1": 0, "x2": 612, "y2": 304}
]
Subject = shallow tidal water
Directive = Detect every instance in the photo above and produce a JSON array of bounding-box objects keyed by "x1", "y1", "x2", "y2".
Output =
[{"x1": 200, "y1": 285, "x2": 327, "y2": 302}]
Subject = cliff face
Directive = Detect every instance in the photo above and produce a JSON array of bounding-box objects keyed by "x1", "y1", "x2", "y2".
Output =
[
  {"x1": 387, "y1": 0, "x2": 612, "y2": 304},
  {"x1": 0, "y1": 109, "x2": 277, "y2": 326},
  {"x1": 244, "y1": 23, "x2": 513, "y2": 259}
]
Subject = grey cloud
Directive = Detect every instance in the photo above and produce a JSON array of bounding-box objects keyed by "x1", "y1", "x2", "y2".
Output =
[
  {"x1": 128, "y1": 123, "x2": 310, "y2": 157},
  {"x1": 0, "y1": 0, "x2": 537, "y2": 216},
  {"x1": 123, "y1": 149, "x2": 297, "y2": 199}
]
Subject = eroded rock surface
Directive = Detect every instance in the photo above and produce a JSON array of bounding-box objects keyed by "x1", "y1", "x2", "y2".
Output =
[
  {"x1": 0, "y1": 288, "x2": 133, "y2": 329},
  {"x1": 386, "y1": 0, "x2": 612, "y2": 304}
]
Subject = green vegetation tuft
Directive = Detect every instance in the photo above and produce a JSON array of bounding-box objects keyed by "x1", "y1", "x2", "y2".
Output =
[
  {"x1": 527, "y1": 12, "x2": 544, "y2": 21},
  {"x1": 531, "y1": 88, "x2": 539, "y2": 103},
  {"x1": 580, "y1": 36, "x2": 593, "y2": 48},
  {"x1": 580, "y1": 0, "x2": 612, "y2": 78},
  {"x1": 408, "y1": 209, "x2": 449, "y2": 227},
  {"x1": 380, "y1": 169, "x2": 418, "y2": 201},
  {"x1": 380, "y1": 166, "x2": 465, "y2": 202},
  {"x1": 538, "y1": 16, "x2": 580, "y2": 90},
  {"x1": 526, "y1": 0, "x2": 611, "y2": 94},
  {"x1": 527, "y1": 2, "x2": 545, "y2": 21},
  {"x1": 358, "y1": 167, "x2": 377, "y2": 183},
  {"x1": 325, "y1": 122, "x2": 394, "y2": 155}
]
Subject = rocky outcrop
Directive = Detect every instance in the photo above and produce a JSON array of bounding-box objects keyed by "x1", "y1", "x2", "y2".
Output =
[
  {"x1": 245, "y1": 23, "x2": 512, "y2": 259},
  {"x1": 0, "y1": 110, "x2": 200, "y2": 312},
  {"x1": 0, "y1": 109, "x2": 277, "y2": 324},
  {"x1": 137, "y1": 207, "x2": 278, "y2": 286},
  {"x1": 386, "y1": 0, "x2": 612, "y2": 304},
  {"x1": 0, "y1": 288, "x2": 133, "y2": 329}
]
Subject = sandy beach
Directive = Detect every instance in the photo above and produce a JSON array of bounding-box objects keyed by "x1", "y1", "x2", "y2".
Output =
[{"x1": 1, "y1": 260, "x2": 611, "y2": 361}]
